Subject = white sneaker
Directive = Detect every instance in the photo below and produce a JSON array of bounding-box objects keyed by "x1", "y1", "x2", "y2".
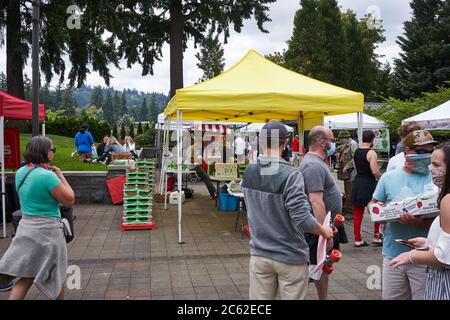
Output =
[{"x1": 71, "y1": 152, "x2": 76, "y2": 157}]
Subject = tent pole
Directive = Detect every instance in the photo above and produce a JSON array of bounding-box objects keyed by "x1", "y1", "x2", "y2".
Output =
[
  {"x1": 1, "y1": 116, "x2": 6, "y2": 239},
  {"x1": 42, "y1": 122, "x2": 46, "y2": 136},
  {"x1": 177, "y1": 111, "x2": 184, "y2": 244},
  {"x1": 357, "y1": 112, "x2": 363, "y2": 147},
  {"x1": 159, "y1": 120, "x2": 168, "y2": 195}
]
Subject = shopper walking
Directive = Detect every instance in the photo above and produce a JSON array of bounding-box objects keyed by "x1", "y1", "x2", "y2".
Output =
[
  {"x1": 243, "y1": 121, "x2": 333, "y2": 300},
  {"x1": 351, "y1": 130, "x2": 383, "y2": 247},
  {"x1": 0, "y1": 136, "x2": 75, "y2": 300},
  {"x1": 299, "y1": 126, "x2": 348, "y2": 300}
]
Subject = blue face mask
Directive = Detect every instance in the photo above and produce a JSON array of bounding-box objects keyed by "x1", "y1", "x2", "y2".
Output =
[
  {"x1": 405, "y1": 153, "x2": 432, "y2": 174},
  {"x1": 326, "y1": 142, "x2": 336, "y2": 157}
]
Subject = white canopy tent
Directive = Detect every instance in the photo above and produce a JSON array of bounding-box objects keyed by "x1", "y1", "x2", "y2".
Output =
[
  {"x1": 239, "y1": 122, "x2": 294, "y2": 133},
  {"x1": 324, "y1": 112, "x2": 386, "y2": 130},
  {"x1": 402, "y1": 100, "x2": 450, "y2": 130}
]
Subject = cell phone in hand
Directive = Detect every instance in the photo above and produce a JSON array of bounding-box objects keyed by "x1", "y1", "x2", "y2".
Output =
[
  {"x1": 395, "y1": 239, "x2": 428, "y2": 250},
  {"x1": 395, "y1": 239, "x2": 416, "y2": 249}
]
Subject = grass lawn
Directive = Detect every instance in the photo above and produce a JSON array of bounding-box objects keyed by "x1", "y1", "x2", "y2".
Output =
[{"x1": 17, "y1": 134, "x2": 107, "y2": 171}]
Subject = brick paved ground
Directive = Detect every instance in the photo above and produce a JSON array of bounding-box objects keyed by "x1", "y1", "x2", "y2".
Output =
[{"x1": 0, "y1": 172, "x2": 383, "y2": 300}]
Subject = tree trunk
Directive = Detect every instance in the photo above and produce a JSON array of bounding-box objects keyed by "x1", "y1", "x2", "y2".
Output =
[
  {"x1": 169, "y1": 0, "x2": 184, "y2": 98},
  {"x1": 6, "y1": 0, "x2": 24, "y2": 99}
]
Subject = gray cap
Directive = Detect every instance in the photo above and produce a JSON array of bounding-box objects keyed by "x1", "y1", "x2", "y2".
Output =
[{"x1": 261, "y1": 121, "x2": 288, "y2": 140}]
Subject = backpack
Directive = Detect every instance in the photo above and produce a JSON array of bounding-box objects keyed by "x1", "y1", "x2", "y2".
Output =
[{"x1": 336, "y1": 144, "x2": 353, "y2": 181}]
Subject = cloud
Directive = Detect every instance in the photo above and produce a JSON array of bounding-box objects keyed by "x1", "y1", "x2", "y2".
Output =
[{"x1": 0, "y1": 0, "x2": 413, "y2": 94}]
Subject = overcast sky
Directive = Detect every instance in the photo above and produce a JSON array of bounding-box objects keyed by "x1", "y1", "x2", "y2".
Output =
[{"x1": 0, "y1": 0, "x2": 413, "y2": 95}]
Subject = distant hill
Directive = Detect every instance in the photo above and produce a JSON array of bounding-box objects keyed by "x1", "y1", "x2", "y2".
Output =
[{"x1": 71, "y1": 85, "x2": 168, "y2": 110}]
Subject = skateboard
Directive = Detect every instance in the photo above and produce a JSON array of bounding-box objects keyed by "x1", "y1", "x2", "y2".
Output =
[
  {"x1": 331, "y1": 213, "x2": 345, "y2": 236},
  {"x1": 322, "y1": 214, "x2": 345, "y2": 274},
  {"x1": 322, "y1": 249, "x2": 342, "y2": 274}
]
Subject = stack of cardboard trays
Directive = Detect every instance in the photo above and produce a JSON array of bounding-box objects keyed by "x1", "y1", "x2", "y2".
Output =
[{"x1": 368, "y1": 185, "x2": 440, "y2": 222}]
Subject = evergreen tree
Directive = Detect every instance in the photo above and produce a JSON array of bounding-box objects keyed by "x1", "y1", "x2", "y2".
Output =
[
  {"x1": 139, "y1": 98, "x2": 148, "y2": 121},
  {"x1": 61, "y1": 86, "x2": 76, "y2": 117},
  {"x1": 39, "y1": 83, "x2": 55, "y2": 110},
  {"x1": 285, "y1": 0, "x2": 326, "y2": 77},
  {"x1": 23, "y1": 74, "x2": 32, "y2": 101},
  {"x1": 120, "y1": 124, "x2": 126, "y2": 141},
  {"x1": 392, "y1": 0, "x2": 450, "y2": 99},
  {"x1": 148, "y1": 94, "x2": 159, "y2": 123},
  {"x1": 53, "y1": 82, "x2": 63, "y2": 111},
  {"x1": 113, "y1": 91, "x2": 122, "y2": 122},
  {"x1": 285, "y1": 0, "x2": 385, "y2": 95},
  {"x1": 115, "y1": 1, "x2": 275, "y2": 98},
  {"x1": 342, "y1": 13, "x2": 367, "y2": 91},
  {"x1": 265, "y1": 51, "x2": 286, "y2": 67},
  {"x1": 90, "y1": 85, "x2": 104, "y2": 108},
  {"x1": 1, "y1": 0, "x2": 124, "y2": 98},
  {"x1": 137, "y1": 122, "x2": 143, "y2": 136},
  {"x1": 103, "y1": 90, "x2": 115, "y2": 125},
  {"x1": 195, "y1": 29, "x2": 225, "y2": 82},
  {"x1": 129, "y1": 123, "x2": 135, "y2": 139},
  {"x1": 112, "y1": 124, "x2": 119, "y2": 140},
  {"x1": 372, "y1": 62, "x2": 393, "y2": 100},
  {"x1": 120, "y1": 90, "x2": 128, "y2": 115}
]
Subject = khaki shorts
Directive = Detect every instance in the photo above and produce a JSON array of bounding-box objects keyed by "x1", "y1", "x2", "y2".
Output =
[{"x1": 249, "y1": 256, "x2": 309, "y2": 300}]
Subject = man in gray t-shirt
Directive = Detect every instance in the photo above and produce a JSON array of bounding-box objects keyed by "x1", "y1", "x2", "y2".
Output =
[
  {"x1": 298, "y1": 126, "x2": 347, "y2": 300},
  {"x1": 300, "y1": 153, "x2": 342, "y2": 215}
]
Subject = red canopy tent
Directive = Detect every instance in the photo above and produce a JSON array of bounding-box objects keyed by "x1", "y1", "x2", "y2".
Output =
[
  {"x1": 0, "y1": 90, "x2": 45, "y2": 120},
  {"x1": 1, "y1": 90, "x2": 46, "y2": 238}
]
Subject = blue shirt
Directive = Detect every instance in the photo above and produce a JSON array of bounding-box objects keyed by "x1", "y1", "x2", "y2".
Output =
[
  {"x1": 372, "y1": 169, "x2": 431, "y2": 259},
  {"x1": 75, "y1": 131, "x2": 94, "y2": 154}
]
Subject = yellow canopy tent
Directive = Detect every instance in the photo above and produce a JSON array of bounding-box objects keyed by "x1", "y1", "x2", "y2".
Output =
[
  {"x1": 162, "y1": 49, "x2": 364, "y2": 244},
  {"x1": 164, "y1": 49, "x2": 363, "y2": 125}
]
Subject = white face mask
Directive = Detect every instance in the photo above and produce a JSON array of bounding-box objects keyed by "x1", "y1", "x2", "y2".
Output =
[{"x1": 430, "y1": 167, "x2": 446, "y2": 189}]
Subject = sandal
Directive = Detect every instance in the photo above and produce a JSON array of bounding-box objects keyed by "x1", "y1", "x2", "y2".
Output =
[
  {"x1": 372, "y1": 235, "x2": 383, "y2": 246},
  {"x1": 354, "y1": 241, "x2": 369, "y2": 247}
]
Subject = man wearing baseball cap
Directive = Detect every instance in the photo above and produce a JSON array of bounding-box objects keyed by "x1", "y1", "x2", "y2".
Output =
[
  {"x1": 371, "y1": 130, "x2": 438, "y2": 300},
  {"x1": 242, "y1": 121, "x2": 334, "y2": 300}
]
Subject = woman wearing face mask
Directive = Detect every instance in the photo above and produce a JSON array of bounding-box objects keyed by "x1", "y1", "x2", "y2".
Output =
[
  {"x1": 351, "y1": 130, "x2": 383, "y2": 247},
  {"x1": 390, "y1": 142, "x2": 450, "y2": 300}
]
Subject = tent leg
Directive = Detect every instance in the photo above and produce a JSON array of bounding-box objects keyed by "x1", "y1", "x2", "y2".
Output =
[
  {"x1": 159, "y1": 124, "x2": 167, "y2": 195},
  {"x1": 357, "y1": 112, "x2": 363, "y2": 147},
  {"x1": 42, "y1": 122, "x2": 46, "y2": 136},
  {"x1": 1, "y1": 116, "x2": 7, "y2": 239},
  {"x1": 177, "y1": 111, "x2": 184, "y2": 244}
]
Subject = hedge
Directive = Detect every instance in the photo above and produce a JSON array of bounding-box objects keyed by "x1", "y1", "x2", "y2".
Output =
[{"x1": 23, "y1": 116, "x2": 111, "y2": 142}]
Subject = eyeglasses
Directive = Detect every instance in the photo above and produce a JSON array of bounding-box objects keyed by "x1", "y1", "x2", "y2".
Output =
[
  {"x1": 412, "y1": 147, "x2": 433, "y2": 154},
  {"x1": 50, "y1": 147, "x2": 56, "y2": 153},
  {"x1": 413, "y1": 148, "x2": 433, "y2": 154}
]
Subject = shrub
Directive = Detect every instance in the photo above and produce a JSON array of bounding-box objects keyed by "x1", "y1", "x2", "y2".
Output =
[
  {"x1": 23, "y1": 115, "x2": 111, "y2": 142},
  {"x1": 135, "y1": 126, "x2": 156, "y2": 147}
]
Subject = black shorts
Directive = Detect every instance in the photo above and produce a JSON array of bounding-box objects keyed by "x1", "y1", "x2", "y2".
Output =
[{"x1": 306, "y1": 224, "x2": 348, "y2": 265}]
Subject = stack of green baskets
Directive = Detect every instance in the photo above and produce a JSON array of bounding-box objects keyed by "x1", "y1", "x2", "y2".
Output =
[{"x1": 122, "y1": 159, "x2": 156, "y2": 225}]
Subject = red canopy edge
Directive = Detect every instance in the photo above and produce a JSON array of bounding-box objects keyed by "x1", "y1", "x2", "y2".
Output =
[{"x1": 0, "y1": 90, "x2": 46, "y2": 121}]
